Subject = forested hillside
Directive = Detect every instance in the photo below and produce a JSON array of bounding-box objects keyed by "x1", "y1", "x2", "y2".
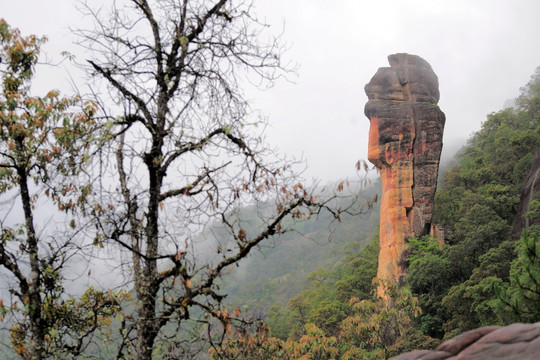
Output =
[
  {"x1": 221, "y1": 182, "x2": 380, "y2": 314},
  {"x1": 210, "y1": 67, "x2": 540, "y2": 359}
]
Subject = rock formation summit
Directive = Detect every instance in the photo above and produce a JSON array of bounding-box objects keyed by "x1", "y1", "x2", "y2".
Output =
[{"x1": 365, "y1": 54, "x2": 446, "y2": 287}]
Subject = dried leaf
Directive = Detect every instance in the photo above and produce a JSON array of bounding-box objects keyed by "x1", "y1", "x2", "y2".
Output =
[
  {"x1": 238, "y1": 228, "x2": 246, "y2": 242},
  {"x1": 175, "y1": 250, "x2": 185, "y2": 261}
]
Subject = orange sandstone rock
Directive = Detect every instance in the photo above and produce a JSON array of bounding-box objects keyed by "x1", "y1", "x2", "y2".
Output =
[{"x1": 365, "y1": 54, "x2": 445, "y2": 288}]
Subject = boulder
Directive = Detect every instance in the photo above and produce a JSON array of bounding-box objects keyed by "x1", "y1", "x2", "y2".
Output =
[{"x1": 391, "y1": 322, "x2": 540, "y2": 360}]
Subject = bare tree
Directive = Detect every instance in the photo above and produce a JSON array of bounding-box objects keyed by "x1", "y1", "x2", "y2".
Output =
[{"x1": 75, "y1": 1, "x2": 366, "y2": 358}]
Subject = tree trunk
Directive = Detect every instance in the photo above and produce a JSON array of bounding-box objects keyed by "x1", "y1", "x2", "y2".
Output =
[
  {"x1": 134, "y1": 137, "x2": 163, "y2": 359},
  {"x1": 16, "y1": 140, "x2": 45, "y2": 360},
  {"x1": 135, "y1": 284, "x2": 159, "y2": 360}
]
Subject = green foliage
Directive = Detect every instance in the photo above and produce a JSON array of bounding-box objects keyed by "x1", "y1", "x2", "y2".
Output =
[
  {"x1": 218, "y1": 230, "x2": 440, "y2": 359},
  {"x1": 388, "y1": 327, "x2": 440, "y2": 358},
  {"x1": 9, "y1": 287, "x2": 129, "y2": 359},
  {"x1": 442, "y1": 276, "x2": 504, "y2": 339},
  {"x1": 266, "y1": 303, "x2": 289, "y2": 340},
  {"x1": 406, "y1": 236, "x2": 440, "y2": 265},
  {"x1": 526, "y1": 199, "x2": 540, "y2": 223},
  {"x1": 308, "y1": 300, "x2": 348, "y2": 336},
  {"x1": 335, "y1": 235, "x2": 379, "y2": 302},
  {"x1": 213, "y1": 281, "x2": 430, "y2": 360},
  {"x1": 495, "y1": 231, "x2": 540, "y2": 323},
  {"x1": 222, "y1": 187, "x2": 380, "y2": 316},
  {"x1": 209, "y1": 323, "x2": 341, "y2": 360},
  {"x1": 340, "y1": 282, "x2": 422, "y2": 359},
  {"x1": 517, "y1": 66, "x2": 540, "y2": 119},
  {"x1": 450, "y1": 203, "x2": 510, "y2": 277},
  {"x1": 285, "y1": 275, "x2": 346, "y2": 339},
  {"x1": 263, "y1": 232, "x2": 379, "y2": 340},
  {"x1": 209, "y1": 324, "x2": 287, "y2": 360},
  {"x1": 288, "y1": 323, "x2": 340, "y2": 360},
  {"x1": 407, "y1": 242, "x2": 453, "y2": 338}
]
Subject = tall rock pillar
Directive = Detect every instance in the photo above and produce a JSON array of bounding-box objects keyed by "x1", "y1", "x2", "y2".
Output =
[{"x1": 364, "y1": 54, "x2": 445, "y2": 288}]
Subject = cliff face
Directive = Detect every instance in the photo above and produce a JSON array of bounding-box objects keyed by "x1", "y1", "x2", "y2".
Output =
[
  {"x1": 512, "y1": 147, "x2": 540, "y2": 236},
  {"x1": 364, "y1": 54, "x2": 446, "y2": 286}
]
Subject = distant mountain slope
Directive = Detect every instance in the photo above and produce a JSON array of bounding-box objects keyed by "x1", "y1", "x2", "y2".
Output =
[{"x1": 221, "y1": 180, "x2": 381, "y2": 312}]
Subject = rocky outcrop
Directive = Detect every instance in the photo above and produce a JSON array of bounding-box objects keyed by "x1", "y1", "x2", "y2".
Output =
[
  {"x1": 364, "y1": 54, "x2": 446, "y2": 286},
  {"x1": 391, "y1": 322, "x2": 540, "y2": 360},
  {"x1": 512, "y1": 147, "x2": 540, "y2": 235}
]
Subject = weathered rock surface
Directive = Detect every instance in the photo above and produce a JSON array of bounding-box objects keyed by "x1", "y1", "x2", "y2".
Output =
[
  {"x1": 391, "y1": 322, "x2": 540, "y2": 360},
  {"x1": 365, "y1": 54, "x2": 446, "y2": 286},
  {"x1": 512, "y1": 147, "x2": 540, "y2": 235}
]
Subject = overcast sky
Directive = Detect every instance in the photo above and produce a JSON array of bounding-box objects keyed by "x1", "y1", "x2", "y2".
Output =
[{"x1": 3, "y1": 0, "x2": 540, "y2": 183}]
